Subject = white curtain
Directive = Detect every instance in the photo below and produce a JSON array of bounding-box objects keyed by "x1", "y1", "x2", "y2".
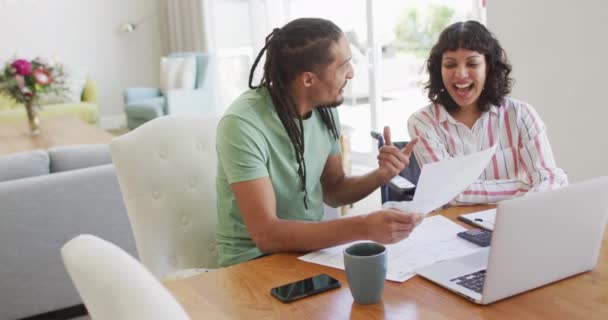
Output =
[{"x1": 159, "y1": 0, "x2": 208, "y2": 54}]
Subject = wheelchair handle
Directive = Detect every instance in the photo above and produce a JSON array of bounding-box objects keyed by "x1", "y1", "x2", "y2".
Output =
[{"x1": 370, "y1": 131, "x2": 384, "y2": 147}]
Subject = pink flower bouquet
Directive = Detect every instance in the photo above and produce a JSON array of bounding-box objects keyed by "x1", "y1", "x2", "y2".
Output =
[{"x1": 0, "y1": 57, "x2": 66, "y2": 104}]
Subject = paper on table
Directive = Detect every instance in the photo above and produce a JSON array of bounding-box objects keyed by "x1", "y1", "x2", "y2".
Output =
[
  {"x1": 299, "y1": 146, "x2": 497, "y2": 281},
  {"x1": 298, "y1": 216, "x2": 483, "y2": 282},
  {"x1": 384, "y1": 145, "x2": 497, "y2": 215},
  {"x1": 458, "y1": 208, "x2": 497, "y2": 231}
]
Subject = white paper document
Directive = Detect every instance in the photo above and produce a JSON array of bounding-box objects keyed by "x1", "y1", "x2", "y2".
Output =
[
  {"x1": 384, "y1": 145, "x2": 497, "y2": 215},
  {"x1": 458, "y1": 208, "x2": 497, "y2": 230},
  {"x1": 299, "y1": 216, "x2": 484, "y2": 282}
]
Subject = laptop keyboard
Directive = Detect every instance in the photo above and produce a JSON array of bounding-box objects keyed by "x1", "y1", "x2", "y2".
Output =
[{"x1": 451, "y1": 270, "x2": 486, "y2": 293}]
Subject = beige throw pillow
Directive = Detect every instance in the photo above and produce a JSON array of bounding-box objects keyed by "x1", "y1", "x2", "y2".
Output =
[
  {"x1": 37, "y1": 66, "x2": 88, "y2": 104},
  {"x1": 64, "y1": 67, "x2": 89, "y2": 102},
  {"x1": 160, "y1": 56, "x2": 196, "y2": 95}
]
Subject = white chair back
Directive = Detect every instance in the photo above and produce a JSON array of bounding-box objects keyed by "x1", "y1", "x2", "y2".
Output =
[
  {"x1": 110, "y1": 114, "x2": 219, "y2": 279},
  {"x1": 61, "y1": 234, "x2": 190, "y2": 320}
]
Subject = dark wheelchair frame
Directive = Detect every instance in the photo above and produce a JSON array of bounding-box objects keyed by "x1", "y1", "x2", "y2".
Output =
[{"x1": 371, "y1": 131, "x2": 421, "y2": 203}]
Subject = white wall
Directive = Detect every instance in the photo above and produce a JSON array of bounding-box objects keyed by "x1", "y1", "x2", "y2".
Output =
[
  {"x1": 488, "y1": 1, "x2": 608, "y2": 182},
  {"x1": 0, "y1": 0, "x2": 162, "y2": 129}
]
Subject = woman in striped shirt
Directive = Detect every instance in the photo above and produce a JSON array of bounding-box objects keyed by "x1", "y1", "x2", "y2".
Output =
[{"x1": 407, "y1": 21, "x2": 568, "y2": 204}]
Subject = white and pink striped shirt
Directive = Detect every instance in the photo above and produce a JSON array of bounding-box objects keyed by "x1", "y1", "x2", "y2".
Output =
[{"x1": 407, "y1": 97, "x2": 568, "y2": 204}]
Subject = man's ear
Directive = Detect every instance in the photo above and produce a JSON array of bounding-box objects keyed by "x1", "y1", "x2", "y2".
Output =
[{"x1": 300, "y1": 71, "x2": 315, "y2": 88}]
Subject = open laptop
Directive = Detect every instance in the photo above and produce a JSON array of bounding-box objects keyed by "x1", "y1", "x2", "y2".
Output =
[{"x1": 416, "y1": 176, "x2": 608, "y2": 304}]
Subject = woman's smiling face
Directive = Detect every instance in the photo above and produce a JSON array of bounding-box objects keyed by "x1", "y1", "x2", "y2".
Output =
[{"x1": 441, "y1": 48, "x2": 487, "y2": 110}]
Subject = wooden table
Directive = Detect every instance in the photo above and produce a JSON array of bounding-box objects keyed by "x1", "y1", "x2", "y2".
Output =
[
  {"x1": 0, "y1": 116, "x2": 114, "y2": 155},
  {"x1": 165, "y1": 205, "x2": 608, "y2": 319}
]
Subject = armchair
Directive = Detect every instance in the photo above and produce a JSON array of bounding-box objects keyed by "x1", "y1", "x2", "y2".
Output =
[
  {"x1": 110, "y1": 114, "x2": 220, "y2": 281},
  {"x1": 62, "y1": 235, "x2": 189, "y2": 320},
  {"x1": 124, "y1": 52, "x2": 214, "y2": 129}
]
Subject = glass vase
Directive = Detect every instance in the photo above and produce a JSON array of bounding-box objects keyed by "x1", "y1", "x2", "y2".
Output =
[{"x1": 25, "y1": 101, "x2": 41, "y2": 136}]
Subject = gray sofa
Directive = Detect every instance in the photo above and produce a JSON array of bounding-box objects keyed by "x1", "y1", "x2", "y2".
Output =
[{"x1": 0, "y1": 145, "x2": 137, "y2": 319}]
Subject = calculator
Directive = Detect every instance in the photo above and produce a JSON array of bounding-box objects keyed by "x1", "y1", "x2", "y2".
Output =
[{"x1": 457, "y1": 228, "x2": 492, "y2": 247}]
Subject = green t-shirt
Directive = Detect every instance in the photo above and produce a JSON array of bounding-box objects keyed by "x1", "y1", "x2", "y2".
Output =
[{"x1": 216, "y1": 88, "x2": 341, "y2": 267}]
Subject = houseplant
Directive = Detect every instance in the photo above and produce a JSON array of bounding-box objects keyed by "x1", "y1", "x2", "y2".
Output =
[{"x1": 0, "y1": 57, "x2": 66, "y2": 135}]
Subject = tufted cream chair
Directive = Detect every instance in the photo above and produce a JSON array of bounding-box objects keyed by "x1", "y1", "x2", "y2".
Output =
[
  {"x1": 61, "y1": 234, "x2": 190, "y2": 320},
  {"x1": 110, "y1": 114, "x2": 219, "y2": 281}
]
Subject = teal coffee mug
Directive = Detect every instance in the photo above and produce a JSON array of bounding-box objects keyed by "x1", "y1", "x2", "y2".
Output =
[{"x1": 343, "y1": 242, "x2": 387, "y2": 304}]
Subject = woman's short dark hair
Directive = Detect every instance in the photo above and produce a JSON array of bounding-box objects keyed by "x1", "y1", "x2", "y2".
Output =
[{"x1": 425, "y1": 20, "x2": 513, "y2": 112}]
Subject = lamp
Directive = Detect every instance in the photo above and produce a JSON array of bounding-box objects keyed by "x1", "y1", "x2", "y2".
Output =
[
  {"x1": 120, "y1": 12, "x2": 155, "y2": 33},
  {"x1": 120, "y1": 23, "x2": 136, "y2": 33}
]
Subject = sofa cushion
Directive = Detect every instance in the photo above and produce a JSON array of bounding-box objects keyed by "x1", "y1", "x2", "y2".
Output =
[
  {"x1": 0, "y1": 102, "x2": 99, "y2": 125},
  {"x1": 43, "y1": 102, "x2": 99, "y2": 124},
  {"x1": 0, "y1": 150, "x2": 50, "y2": 182},
  {"x1": 37, "y1": 91, "x2": 68, "y2": 105},
  {"x1": 49, "y1": 144, "x2": 112, "y2": 173},
  {"x1": 82, "y1": 78, "x2": 98, "y2": 103},
  {"x1": 0, "y1": 93, "x2": 19, "y2": 110}
]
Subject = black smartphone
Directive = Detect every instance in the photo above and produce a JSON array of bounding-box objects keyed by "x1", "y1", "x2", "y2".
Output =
[{"x1": 270, "y1": 274, "x2": 341, "y2": 303}]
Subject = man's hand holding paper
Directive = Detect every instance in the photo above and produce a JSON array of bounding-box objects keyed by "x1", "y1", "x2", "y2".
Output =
[{"x1": 362, "y1": 209, "x2": 424, "y2": 244}]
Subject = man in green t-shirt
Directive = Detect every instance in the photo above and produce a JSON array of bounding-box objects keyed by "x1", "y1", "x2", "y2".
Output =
[{"x1": 216, "y1": 18, "x2": 422, "y2": 267}]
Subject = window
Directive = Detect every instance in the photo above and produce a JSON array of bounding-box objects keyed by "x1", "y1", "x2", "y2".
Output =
[{"x1": 206, "y1": 0, "x2": 486, "y2": 152}]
